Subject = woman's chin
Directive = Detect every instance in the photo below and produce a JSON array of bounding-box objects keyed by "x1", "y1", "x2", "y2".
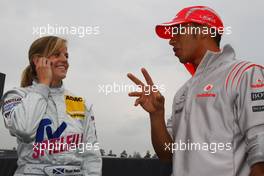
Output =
[
  {"x1": 54, "y1": 71, "x2": 67, "y2": 79},
  {"x1": 53, "y1": 74, "x2": 67, "y2": 82}
]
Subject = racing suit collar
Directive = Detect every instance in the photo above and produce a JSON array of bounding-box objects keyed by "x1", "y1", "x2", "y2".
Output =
[
  {"x1": 193, "y1": 44, "x2": 236, "y2": 76},
  {"x1": 32, "y1": 80, "x2": 65, "y2": 94}
]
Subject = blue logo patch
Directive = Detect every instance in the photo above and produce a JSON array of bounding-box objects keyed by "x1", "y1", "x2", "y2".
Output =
[{"x1": 35, "y1": 118, "x2": 67, "y2": 142}]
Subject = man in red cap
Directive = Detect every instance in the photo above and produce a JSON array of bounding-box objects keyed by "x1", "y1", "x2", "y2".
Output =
[{"x1": 128, "y1": 6, "x2": 264, "y2": 176}]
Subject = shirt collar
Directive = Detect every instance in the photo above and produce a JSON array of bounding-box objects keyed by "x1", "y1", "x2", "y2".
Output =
[
  {"x1": 194, "y1": 44, "x2": 236, "y2": 76},
  {"x1": 32, "y1": 80, "x2": 65, "y2": 94}
]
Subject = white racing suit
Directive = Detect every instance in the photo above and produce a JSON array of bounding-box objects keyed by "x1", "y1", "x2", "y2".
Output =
[
  {"x1": 1, "y1": 81, "x2": 102, "y2": 176},
  {"x1": 167, "y1": 44, "x2": 264, "y2": 176}
]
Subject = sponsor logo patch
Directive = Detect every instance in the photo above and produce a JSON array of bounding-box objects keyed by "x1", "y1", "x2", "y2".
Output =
[
  {"x1": 251, "y1": 92, "x2": 264, "y2": 101},
  {"x1": 251, "y1": 79, "x2": 264, "y2": 89},
  {"x1": 196, "y1": 84, "x2": 216, "y2": 98},
  {"x1": 3, "y1": 98, "x2": 22, "y2": 113},
  {"x1": 252, "y1": 105, "x2": 264, "y2": 112},
  {"x1": 203, "y1": 84, "x2": 214, "y2": 92},
  {"x1": 65, "y1": 95, "x2": 85, "y2": 119},
  {"x1": 33, "y1": 118, "x2": 84, "y2": 158},
  {"x1": 43, "y1": 165, "x2": 83, "y2": 176}
]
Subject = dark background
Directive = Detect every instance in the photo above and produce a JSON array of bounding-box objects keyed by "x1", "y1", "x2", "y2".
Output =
[
  {"x1": 0, "y1": 73, "x2": 5, "y2": 99},
  {"x1": 0, "y1": 151, "x2": 172, "y2": 176}
]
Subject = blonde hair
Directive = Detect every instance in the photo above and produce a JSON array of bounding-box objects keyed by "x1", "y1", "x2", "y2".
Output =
[{"x1": 21, "y1": 36, "x2": 67, "y2": 87}]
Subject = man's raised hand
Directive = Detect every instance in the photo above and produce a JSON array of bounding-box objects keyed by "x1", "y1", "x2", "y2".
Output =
[{"x1": 127, "y1": 68, "x2": 165, "y2": 115}]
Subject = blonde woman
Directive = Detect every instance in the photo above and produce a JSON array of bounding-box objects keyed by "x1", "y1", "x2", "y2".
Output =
[{"x1": 1, "y1": 36, "x2": 102, "y2": 176}]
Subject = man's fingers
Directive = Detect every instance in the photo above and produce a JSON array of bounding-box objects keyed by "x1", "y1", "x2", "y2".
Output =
[
  {"x1": 155, "y1": 92, "x2": 164, "y2": 103},
  {"x1": 141, "y1": 68, "x2": 154, "y2": 86},
  {"x1": 134, "y1": 97, "x2": 143, "y2": 106},
  {"x1": 128, "y1": 92, "x2": 143, "y2": 97},
  {"x1": 127, "y1": 73, "x2": 145, "y2": 87}
]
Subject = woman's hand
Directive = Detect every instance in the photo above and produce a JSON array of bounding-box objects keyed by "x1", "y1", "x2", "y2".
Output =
[{"x1": 33, "y1": 57, "x2": 53, "y2": 86}]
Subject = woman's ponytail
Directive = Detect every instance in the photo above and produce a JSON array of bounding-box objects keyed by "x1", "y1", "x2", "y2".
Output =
[{"x1": 20, "y1": 65, "x2": 34, "y2": 87}]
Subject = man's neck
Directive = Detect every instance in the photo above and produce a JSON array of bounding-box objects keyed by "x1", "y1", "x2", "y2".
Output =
[{"x1": 192, "y1": 44, "x2": 220, "y2": 69}]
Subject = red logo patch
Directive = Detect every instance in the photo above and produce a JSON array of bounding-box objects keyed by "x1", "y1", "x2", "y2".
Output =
[
  {"x1": 204, "y1": 84, "x2": 214, "y2": 92},
  {"x1": 197, "y1": 84, "x2": 216, "y2": 98},
  {"x1": 251, "y1": 79, "x2": 264, "y2": 89}
]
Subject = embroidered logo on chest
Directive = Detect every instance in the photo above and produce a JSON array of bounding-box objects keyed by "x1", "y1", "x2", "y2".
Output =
[{"x1": 196, "y1": 84, "x2": 217, "y2": 98}]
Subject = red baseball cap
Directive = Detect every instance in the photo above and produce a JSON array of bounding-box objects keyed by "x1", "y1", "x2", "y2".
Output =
[
  {"x1": 155, "y1": 6, "x2": 224, "y2": 39},
  {"x1": 155, "y1": 6, "x2": 224, "y2": 76}
]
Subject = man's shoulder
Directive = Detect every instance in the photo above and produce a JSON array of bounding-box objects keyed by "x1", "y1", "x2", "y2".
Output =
[
  {"x1": 224, "y1": 59, "x2": 264, "y2": 93},
  {"x1": 225, "y1": 59, "x2": 263, "y2": 79},
  {"x1": 225, "y1": 59, "x2": 263, "y2": 72}
]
